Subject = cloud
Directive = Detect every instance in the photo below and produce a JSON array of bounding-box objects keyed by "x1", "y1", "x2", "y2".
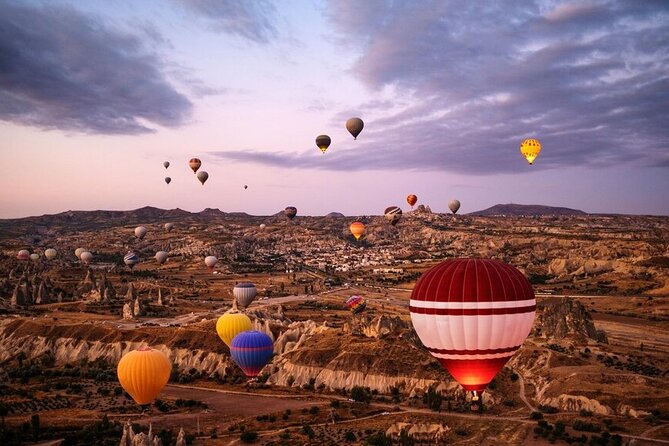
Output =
[
  {"x1": 222, "y1": 0, "x2": 667, "y2": 175},
  {"x1": 172, "y1": 0, "x2": 277, "y2": 43},
  {"x1": 0, "y1": 1, "x2": 192, "y2": 135}
]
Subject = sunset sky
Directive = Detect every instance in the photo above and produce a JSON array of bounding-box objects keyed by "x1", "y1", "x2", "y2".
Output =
[{"x1": 1, "y1": 0, "x2": 667, "y2": 218}]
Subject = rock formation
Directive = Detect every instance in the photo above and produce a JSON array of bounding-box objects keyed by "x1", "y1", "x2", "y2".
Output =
[
  {"x1": 156, "y1": 288, "x2": 163, "y2": 306},
  {"x1": 119, "y1": 422, "x2": 162, "y2": 446},
  {"x1": 125, "y1": 282, "x2": 136, "y2": 301},
  {"x1": 122, "y1": 302, "x2": 134, "y2": 320},
  {"x1": 175, "y1": 428, "x2": 186, "y2": 446},
  {"x1": 78, "y1": 269, "x2": 97, "y2": 295},
  {"x1": 534, "y1": 297, "x2": 607, "y2": 343},
  {"x1": 133, "y1": 297, "x2": 144, "y2": 317}
]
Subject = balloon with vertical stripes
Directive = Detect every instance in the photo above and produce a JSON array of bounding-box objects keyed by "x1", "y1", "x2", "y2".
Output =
[
  {"x1": 409, "y1": 258, "x2": 535, "y2": 394},
  {"x1": 117, "y1": 347, "x2": 171, "y2": 405}
]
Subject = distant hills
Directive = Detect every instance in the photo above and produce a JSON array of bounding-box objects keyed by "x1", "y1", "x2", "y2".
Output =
[{"x1": 468, "y1": 203, "x2": 587, "y2": 216}]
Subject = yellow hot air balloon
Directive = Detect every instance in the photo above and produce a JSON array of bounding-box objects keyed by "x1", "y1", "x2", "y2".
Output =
[
  {"x1": 117, "y1": 347, "x2": 171, "y2": 405},
  {"x1": 520, "y1": 138, "x2": 541, "y2": 165},
  {"x1": 349, "y1": 221, "x2": 365, "y2": 240},
  {"x1": 216, "y1": 313, "x2": 253, "y2": 347}
]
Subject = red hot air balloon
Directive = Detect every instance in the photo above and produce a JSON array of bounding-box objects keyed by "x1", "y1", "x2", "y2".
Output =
[
  {"x1": 407, "y1": 194, "x2": 417, "y2": 208},
  {"x1": 409, "y1": 258, "x2": 535, "y2": 399}
]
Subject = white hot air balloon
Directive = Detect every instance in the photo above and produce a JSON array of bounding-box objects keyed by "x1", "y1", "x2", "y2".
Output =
[
  {"x1": 448, "y1": 200, "x2": 461, "y2": 215},
  {"x1": 75, "y1": 248, "x2": 85, "y2": 259},
  {"x1": 164, "y1": 223, "x2": 174, "y2": 232},
  {"x1": 155, "y1": 251, "x2": 168, "y2": 265},
  {"x1": 44, "y1": 248, "x2": 57, "y2": 260},
  {"x1": 135, "y1": 226, "x2": 147, "y2": 239},
  {"x1": 233, "y1": 282, "x2": 258, "y2": 308},
  {"x1": 259, "y1": 224, "x2": 267, "y2": 230},
  {"x1": 80, "y1": 251, "x2": 93, "y2": 264},
  {"x1": 204, "y1": 255, "x2": 218, "y2": 270},
  {"x1": 30, "y1": 253, "x2": 40, "y2": 262}
]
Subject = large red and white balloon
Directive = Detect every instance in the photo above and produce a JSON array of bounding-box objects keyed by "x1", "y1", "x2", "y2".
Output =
[{"x1": 409, "y1": 258, "x2": 535, "y2": 394}]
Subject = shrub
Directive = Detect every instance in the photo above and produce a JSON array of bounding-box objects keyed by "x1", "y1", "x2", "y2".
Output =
[
  {"x1": 240, "y1": 431, "x2": 258, "y2": 443},
  {"x1": 530, "y1": 411, "x2": 544, "y2": 420}
]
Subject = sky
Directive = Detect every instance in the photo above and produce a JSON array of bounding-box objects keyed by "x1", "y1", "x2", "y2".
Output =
[{"x1": 0, "y1": 0, "x2": 668, "y2": 218}]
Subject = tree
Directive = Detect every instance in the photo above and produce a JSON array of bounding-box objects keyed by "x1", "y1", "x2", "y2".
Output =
[
  {"x1": 423, "y1": 384, "x2": 442, "y2": 412},
  {"x1": 240, "y1": 431, "x2": 258, "y2": 443},
  {"x1": 31, "y1": 414, "x2": 40, "y2": 440},
  {"x1": 350, "y1": 386, "x2": 371, "y2": 403}
]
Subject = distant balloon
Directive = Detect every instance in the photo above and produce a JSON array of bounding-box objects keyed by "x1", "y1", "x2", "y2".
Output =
[
  {"x1": 233, "y1": 282, "x2": 257, "y2": 308},
  {"x1": 349, "y1": 221, "x2": 365, "y2": 240},
  {"x1": 204, "y1": 255, "x2": 218, "y2": 270},
  {"x1": 189, "y1": 158, "x2": 201, "y2": 173},
  {"x1": 155, "y1": 251, "x2": 168, "y2": 265},
  {"x1": 165, "y1": 177, "x2": 171, "y2": 185},
  {"x1": 17, "y1": 250, "x2": 30, "y2": 260},
  {"x1": 163, "y1": 161, "x2": 170, "y2": 169},
  {"x1": 164, "y1": 222, "x2": 174, "y2": 232},
  {"x1": 407, "y1": 194, "x2": 418, "y2": 208},
  {"x1": 284, "y1": 207, "x2": 297, "y2": 220},
  {"x1": 135, "y1": 226, "x2": 147, "y2": 239},
  {"x1": 259, "y1": 223, "x2": 267, "y2": 230},
  {"x1": 117, "y1": 347, "x2": 171, "y2": 405},
  {"x1": 230, "y1": 330, "x2": 274, "y2": 378},
  {"x1": 216, "y1": 313, "x2": 253, "y2": 348},
  {"x1": 80, "y1": 251, "x2": 93, "y2": 264},
  {"x1": 244, "y1": 185, "x2": 248, "y2": 190},
  {"x1": 346, "y1": 295, "x2": 367, "y2": 314},
  {"x1": 448, "y1": 200, "x2": 461, "y2": 214},
  {"x1": 315, "y1": 135, "x2": 331, "y2": 154},
  {"x1": 30, "y1": 253, "x2": 40, "y2": 262},
  {"x1": 520, "y1": 138, "x2": 541, "y2": 165},
  {"x1": 384, "y1": 206, "x2": 402, "y2": 226},
  {"x1": 44, "y1": 248, "x2": 57, "y2": 260},
  {"x1": 75, "y1": 248, "x2": 85, "y2": 259},
  {"x1": 346, "y1": 117, "x2": 364, "y2": 140},
  {"x1": 124, "y1": 252, "x2": 140, "y2": 269},
  {"x1": 196, "y1": 171, "x2": 209, "y2": 185}
]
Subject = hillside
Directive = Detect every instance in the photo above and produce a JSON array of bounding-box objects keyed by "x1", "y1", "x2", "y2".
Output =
[{"x1": 469, "y1": 203, "x2": 587, "y2": 216}]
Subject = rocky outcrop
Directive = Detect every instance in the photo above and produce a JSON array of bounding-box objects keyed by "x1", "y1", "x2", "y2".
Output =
[
  {"x1": 119, "y1": 422, "x2": 162, "y2": 446},
  {"x1": 125, "y1": 283, "x2": 137, "y2": 301},
  {"x1": 133, "y1": 297, "x2": 145, "y2": 317},
  {"x1": 122, "y1": 302, "x2": 134, "y2": 320},
  {"x1": 11, "y1": 279, "x2": 29, "y2": 307},
  {"x1": 78, "y1": 269, "x2": 97, "y2": 295},
  {"x1": 534, "y1": 297, "x2": 607, "y2": 343},
  {"x1": 175, "y1": 428, "x2": 186, "y2": 446}
]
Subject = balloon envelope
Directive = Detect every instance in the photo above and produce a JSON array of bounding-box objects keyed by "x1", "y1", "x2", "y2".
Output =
[
  {"x1": 409, "y1": 258, "x2": 535, "y2": 393},
  {"x1": 30, "y1": 253, "x2": 40, "y2": 261},
  {"x1": 407, "y1": 194, "x2": 418, "y2": 207},
  {"x1": 135, "y1": 226, "x2": 147, "y2": 239},
  {"x1": 44, "y1": 248, "x2": 57, "y2": 260},
  {"x1": 80, "y1": 251, "x2": 93, "y2": 264},
  {"x1": 230, "y1": 330, "x2": 274, "y2": 377},
  {"x1": 216, "y1": 313, "x2": 253, "y2": 347},
  {"x1": 75, "y1": 248, "x2": 85, "y2": 259},
  {"x1": 189, "y1": 158, "x2": 201, "y2": 173},
  {"x1": 197, "y1": 171, "x2": 209, "y2": 185},
  {"x1": 448, "y1": 200, "x2": 461, "y2": 214},
  {"x1": 346, "y1": 117, "x2": 364, "y2": 140},
  {"x1": 155, "y1": 251, "x2": 168, "y2": 264},
  {"x1": 204, "y1": 255, "x2": 218, "y2": 269},
  {"x1": 17, "y1": 250, "x2": 30, "y2": 260},
  {"x1": 233, "y1": 282, "x2": 257, "y2": 308},
  {"x1": 124, "y1": 252, "x2": 140, "y2": 269},
  {"x1": 284, "y1": 207, "x2": 297, "y2": 220},
  {"x1": 165, "y1": 177, "x2": 171, "y2": 184},
  {"x1": 384, "y1": 206, "x2": 402, "y2": 225},
  {"x1": 346, "y1": 295, "x2": 367, "y2": 314},
  {"x1": 164, "y1": 222, "x2": 174, "y2": 232},
  {"x1": 520, "y1": 138, "x2": 541, "y2": 165},
  {"x1": 117, "y1": 347, "x2": 171, "y2": 405},
  {"x1": 315, "y1": 135, "x2": 331, "y2": 154},
  {"x1": 259, "y1": 223, "x2": 267, "y2": 230},
  {"x1": 163, "y1": 161, "x2": 170, "y2": 169},
  {"x1": 349, "y1": 221, "x2": 365, "y2": 240}
]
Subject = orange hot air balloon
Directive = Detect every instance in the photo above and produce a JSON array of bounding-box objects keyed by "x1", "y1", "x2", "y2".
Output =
[
  {"x1": 407, "y1": 194, "x2": 418, "y2": 208},
  {"x1": 117, "y1": 347, "x2": 171, "y2": 405},
  {"x1": 189, "y1": 158, "x2": 202, "y2": 173},
  {"x1": 350, "y1": 221, "x2": 365, "y2": 240}
]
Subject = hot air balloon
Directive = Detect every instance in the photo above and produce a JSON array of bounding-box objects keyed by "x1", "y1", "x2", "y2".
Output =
[
  {"x1": 284, "y1": 207, "x2": 297, "y2": 220},
  {"x1": 124, "y1": 252, "x2": 140, "y2": 269},
  {"x1": 520, "y1": 138, "x2": 541, "y2": 165},
  {"x1": 163, "y1": 161, "x2": 170, "y2": 169},
  {"x1": 230, "y1": 331, "x2": 274, "y2": 378},
  {"x1": 349, "y1": 221, "x2": 365, "y2": 240},
  {"x1": 44, "y1": 248, "x2": 57, "y2": 260},
  {"x1": 448, "y1": 200, "x2": 461, "y2": 215},
  {"x1": 30, "y1": 253, "x2": 40, "y2": 262},
  {"x1": 384, "y1": 206, "x2": 402, "y2": 226},
  {"x1": 117, "y1": 347, "x2": 171, "y2": 406},
  {"x1": 407, "y1": 194, "x2": 418, "y2": 208},
  {"x1": 259, "y1": 223, "x2": 267, "y2": 230},
  {"x1": 204, "y1": 255, "x2": 218, "y2": 270},
  {"x1": 244, "y1": 185, "x2": 248, "y2": 190},
  {"x1": 75, "y1": 248, "x2": 85, "y2": 259},
  {"x1": 155, "y1": 251, "x2": 168, "y2": 265},
  {"x1": 164, "y1": 222, "x2": 174, "y2": 232},
  {"x1": 80, "y1": 251, "x2": 93, "y2": 264},
  {"x1": 346, "y1": 295, "x2": 366, "y2": 314},
  {"x1": 233, "y1": 282, "x2": 257, "y2": 308},
  {"x1": 189, "y1": 158, "x2": 201, "y2": 173},
  {"x1": 216, "y1": 313, "x2": 253, "y2": 348},
  {"x1": 196, "y1": 171, "x2": 208, "y2": 185},
  {"x1": 409, "y1": 258, "x2": 535, "y2": 400},
  {"x1": 315, "y1": 135, "x2": 331, "y2": 154},
  {"x1": 135, "y1": 226, "x2": 147, "y2": 240},
  {"x1": 17, "y1": 250, "x2": 30, "y2": 260},
  {"x1": 346, "y1": 117, "x2": 364, "y2": 140},
  {"x1": 165, "y1": 177, "x2": 171, "y2": 185}
]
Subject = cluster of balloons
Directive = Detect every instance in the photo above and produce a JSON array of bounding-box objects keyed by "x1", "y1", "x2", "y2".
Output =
[
  {"x1": 161, "y1": 158, "x2": 209, "y2": 186},
  {"x1": 315, "y1": 117, "x2": 364, "y2": 155}
]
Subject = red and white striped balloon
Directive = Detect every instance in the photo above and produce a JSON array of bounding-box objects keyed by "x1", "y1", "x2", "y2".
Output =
[{"x1": 410, "y1": 258, "x2": 535, "y2": 394}]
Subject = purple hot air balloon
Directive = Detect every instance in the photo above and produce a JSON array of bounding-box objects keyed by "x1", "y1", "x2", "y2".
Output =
[{"x1": 230, "y1": 331, "x2": 274, "y2": 378}]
